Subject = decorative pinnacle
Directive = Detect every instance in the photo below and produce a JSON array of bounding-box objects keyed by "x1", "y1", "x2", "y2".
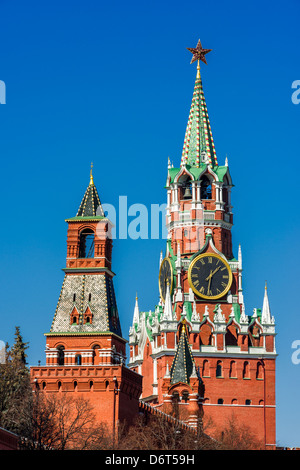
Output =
[
  {"x1": 187, "y1": 39, "x2": 212, "y2": 66},
  {"x1": 89, "y1": 162, "x2": 94, "y2": 186}
]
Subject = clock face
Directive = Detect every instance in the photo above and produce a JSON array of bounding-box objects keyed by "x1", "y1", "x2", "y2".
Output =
[
  {"x1": 159, "y1": 257, "x2": 173, "y2": 303},
  {"x1": 188, "y1": 253, "x2": 232, "y2": 300}
]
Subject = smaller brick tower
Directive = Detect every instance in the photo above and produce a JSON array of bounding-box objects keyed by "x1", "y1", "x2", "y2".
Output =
[{"x1": 31, "y1": 166, "x2": 142, "y2": 435}]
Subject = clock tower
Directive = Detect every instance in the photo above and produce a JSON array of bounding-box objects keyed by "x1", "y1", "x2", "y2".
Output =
[{"x1": 128, "y1": 40, "x2": 276, "y2": 449}]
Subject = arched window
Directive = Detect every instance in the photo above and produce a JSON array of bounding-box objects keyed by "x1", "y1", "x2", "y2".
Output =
[
  {"x1": 256, "y1": 362, "x2": 264, "y2": 380},
  {"x1": 229, "y1": 360, "x2": 237, "y2": 378},
  {"x1": 79, "y1": 228, "x2": 95, "y2": 258},
  {"x1": 243, "y1": 361, "x2": 250, "y2": 379},
  {"x1": 200, "y1": 175, "x2": 212, "y2": 200},
  {"x1": 92, "y1": 345, "x2": 100, "y2": 365},
  {"x1": 57, "y1": 346, "x2": 65, "y2": 366},
  {"x1": 217, "y1": 398, "x2": 224, "y2": 404},
  {"x1": 182, "y1": 180, "x2": 192, "y2": 199},
  {"x1": 75, "y1": 354, "x2": 82, "y2": 366},
  {"x1": 245, "y1": 399, "x2": 251, "y2": 406},
  {"x1": 34, "y1": 380, "x2": 40, "y2": 391},
  {"x1": 172, "y1": 391, "x2": 180, "y2": 403},
  {"x1": 202, "y1": 359, "x2": 210, "y2": 377},
  {"x1": 182, "y1": 390, "x2": 189, "y2": 403},
  {"x1": 226, "y1": 323, "x2": 238, "y2": 346},
  {"x1": 171, "y1": 391, "x2": 180, "y2": 419},
  {"x1": 178, "y1": 174, "x2": 193, "y2": 200},
  {"x1": 216, "y1": 360, "x2": 223, "y2": 378}
]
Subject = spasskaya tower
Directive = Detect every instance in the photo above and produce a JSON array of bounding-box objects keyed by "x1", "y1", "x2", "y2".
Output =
[{"x1": 128, "y1": 40, "x2": 276, "y2": 449}]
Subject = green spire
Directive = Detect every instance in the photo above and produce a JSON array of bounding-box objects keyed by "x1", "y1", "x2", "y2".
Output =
[
  {"x1": 170, "y1": 321, "x2": 195, "y2": 385},
  {"x1": 181, "y1": 60, "x2": 218, "y2": 168}
]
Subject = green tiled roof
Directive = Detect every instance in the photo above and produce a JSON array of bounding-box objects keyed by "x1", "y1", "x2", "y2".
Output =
[
  {"x1": 181, "y1": 68, "x2": 217, "y2": 167},
  {"x1": 168, "y1": 163, "x2": 230, "y2": 184}
]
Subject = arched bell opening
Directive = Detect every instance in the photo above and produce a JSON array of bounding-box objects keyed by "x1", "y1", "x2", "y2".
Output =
[
  {"x1": 200, "y1": 174, "x2": 212, "y2": 200},
  {"x1": 178, "y1": 174, "x2": 193, "y2": 200},
  {"x1": 79, "y1": 228, "x2": 95, "y2": 258}
]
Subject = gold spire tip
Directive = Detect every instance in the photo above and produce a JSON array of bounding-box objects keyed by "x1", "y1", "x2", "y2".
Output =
[
  {"x1": 89, "y1": 162, "x2": 94, "y2": 186},
  {"x1": 197, "y1": 60, "x2": 201, "y2": 79}
]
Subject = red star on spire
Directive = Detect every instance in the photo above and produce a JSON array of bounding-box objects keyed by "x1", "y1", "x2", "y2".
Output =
[{"x1": 187, "y1": 39, "x2": 212, "y2": 64}]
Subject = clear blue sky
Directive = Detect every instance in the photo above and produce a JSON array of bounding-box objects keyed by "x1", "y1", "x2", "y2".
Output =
[{"x1": 0, "y1": 0, "x2": 299, "y2": 448}]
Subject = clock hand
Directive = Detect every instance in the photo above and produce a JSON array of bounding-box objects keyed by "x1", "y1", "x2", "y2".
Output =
[
  {"x1": 207, "y1": 271, "x2": 212, "y2": 293},
  {"x1": 205, "y1": 265, "x2": 221, "y2": 281}
]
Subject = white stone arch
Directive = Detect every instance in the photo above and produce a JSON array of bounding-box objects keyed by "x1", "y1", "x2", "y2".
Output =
[
  {"x1": 174, "y1": 166, "x2": 195, "y2": 184},
  {"x1": 197, "y1": 165, "x2": 219, "y2": 183}
]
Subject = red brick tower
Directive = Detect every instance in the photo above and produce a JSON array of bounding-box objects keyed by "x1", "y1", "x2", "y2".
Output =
[
  {"x1": 30, "y1": 166, "x2": 142, "y2": 435},
  {"x1": 128, "y1": 40, "x2": 276, "y2": 449}
]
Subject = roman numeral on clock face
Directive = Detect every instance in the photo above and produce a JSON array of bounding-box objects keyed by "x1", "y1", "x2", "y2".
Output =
[{"x1": 188, "y1": 253, "x2": 232, "y2": 300}]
